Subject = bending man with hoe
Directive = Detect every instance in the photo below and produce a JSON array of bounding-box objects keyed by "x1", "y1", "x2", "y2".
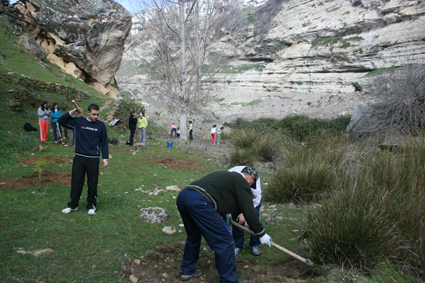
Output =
[
  {"x1": 176, "y1": 166, "x2": 272, "y2": 283},
  {"x1": 58, "y1": 103, "x2": 109, "y2": 216}
]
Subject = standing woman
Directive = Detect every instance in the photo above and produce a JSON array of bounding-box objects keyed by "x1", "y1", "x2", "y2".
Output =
[
  {"x1": 38, "y1": 101, "x2": 51, "y2": 142},
  {"x1": 211, "y1": 125, "x2": 217, "y2": 145},
  {"x1": 137, "y1": 112, "x2": 148, "y2": 145},
  {"x1": 51, "y1": 103, "x2": 63, "y2": 143},
  {"x1": 128, "y1": 111, "x2": 137, "y2": 146}
]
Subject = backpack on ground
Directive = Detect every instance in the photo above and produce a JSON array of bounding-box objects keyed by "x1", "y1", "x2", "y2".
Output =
[{"x1": 23, "y1": 122, "x2": 37, "y2": 132}]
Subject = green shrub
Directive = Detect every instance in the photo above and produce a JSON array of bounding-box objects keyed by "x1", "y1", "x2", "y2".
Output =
[
  {"x1": 229, "y1": 148, "x2": 255, "y2": 166},
  {"x1": 306, "y1": 136, "x2": 425, "y2": 276},
  {"x1": 252, "y1": 133, "x2": 281, "y2": 161},
  {"x1": 265, "y1": 158, "x2": 336, "y2": 203},
  {"x1": 225, "y1": 115, "x2": 351, "y2": 141},
  {"x1": 307, "y1": 182, "x2": 398, "y2": 270},
  {"x1": 230, "y1": 128, "x2": 260, "y2": 149}
]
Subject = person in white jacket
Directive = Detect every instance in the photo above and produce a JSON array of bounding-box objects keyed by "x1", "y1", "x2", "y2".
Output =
[{"x1": 228, "y1": 166, "x2": 263, "y2": 256}]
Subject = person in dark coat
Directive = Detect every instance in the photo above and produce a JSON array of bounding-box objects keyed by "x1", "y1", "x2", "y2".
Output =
[
  {"x1": 176, "y1": 167, "x2": 272, "y2": 282},
  {"x1": 128, "y1": 111, "x2": 137, "y2": 146}
]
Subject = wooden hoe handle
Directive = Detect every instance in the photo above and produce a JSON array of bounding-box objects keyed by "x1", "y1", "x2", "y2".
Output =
[
  {"x1": 229, "y1": 219, "x2": 314, "y2": 267},
  {"x1": 72, "y1": 100, "x2": 81, "y2": 114}
]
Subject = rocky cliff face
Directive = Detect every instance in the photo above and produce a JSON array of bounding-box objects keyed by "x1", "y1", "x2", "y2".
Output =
[
  {"x1": 13, "y1": 0, "x2": 132, "y2": 97},
  {"x1": 116, "y1": 0, "x2": 425, "y2": 136}
]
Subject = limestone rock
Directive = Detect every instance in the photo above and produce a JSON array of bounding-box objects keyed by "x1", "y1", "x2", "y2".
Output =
[
  {"x1": 18, "y1": 0, "x2": 132, "y2": 97},
  {"x1": 166, "y1": 185, "x2": 180, "y2": 192},
  {"x1": 116, "y1": 0, "x2": 425, "y2": 130},
  {"x1": 138, "y1": 207, "x2": 169, "y2": 224},
  {"x1": 17, "y1": 35, "x2": 47, "y2": 60},
  {"x1": 17, "y1": 248, "x2": 55, "y2": 257},
  {"x1": 162, "y1": 226, "x2": 176, "y2": 235}
]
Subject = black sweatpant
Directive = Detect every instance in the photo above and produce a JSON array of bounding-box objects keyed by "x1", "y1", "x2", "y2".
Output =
[
  {"x1": 68, "y1": 155, "x2": 99, "y2": 210},
  {"x1": 129, "y1": 128, "x2": 136, "y2": 146}
]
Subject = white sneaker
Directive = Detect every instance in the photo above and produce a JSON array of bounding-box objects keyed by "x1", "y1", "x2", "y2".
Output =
[
  {"x1": 62, "y1": 207, "x2": 78, "y2": 214},
  {"x1": 88, "y1": 208, "x2": 96, "y2": 215}
]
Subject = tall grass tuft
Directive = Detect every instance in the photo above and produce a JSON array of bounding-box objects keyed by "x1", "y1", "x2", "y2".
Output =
[
  {"x1": 265, "y1": 133, "x2": 352, "y2": 203},
  {"x1": 307, "y1": 135, "x2": 425, "y2": 276},
  {"x1": 230, "y1": 128, "x2": 260, "y2": 149},
  {"x1": 229, "y1": 148, "x2": 255, "y2": 166},
  {"x1": 266, "y1": 157, "x2": 337, "y2": 203},
  {"x1": 230, "y1": 129, "x2": 282, "y2": 162},
  {"x1": 252, "y1": 132, "x2": 281, "y2": 161},
  {"x1": 307, "y1": 180, "x2": 399, "y2": 270}
]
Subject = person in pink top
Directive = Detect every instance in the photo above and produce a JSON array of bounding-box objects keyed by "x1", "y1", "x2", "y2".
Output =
[{"x1": 170, "y1": 123, "x2": 177, "y2": 138}]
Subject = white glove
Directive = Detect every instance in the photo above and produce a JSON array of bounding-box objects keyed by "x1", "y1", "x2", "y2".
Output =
[{"x1": 259, "y1": 234, "x2": 272, "y2": 247}]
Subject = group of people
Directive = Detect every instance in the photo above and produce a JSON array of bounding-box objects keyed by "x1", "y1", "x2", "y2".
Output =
[
  {"x1": 128, "y1": 115, "x2": 195, "y2": 145},
  {"x1": 37, "y1": 101, "x2": 81, "y2": 146},
  {"x1": 211, "y1": 125, "x2": 225, "y2": 145},
  {"x1": 128, "y1": 111, "x2": 147, "y2": 146},
  {"x1": 48, "y1": 102, "x2": 265, "y2": 283}
]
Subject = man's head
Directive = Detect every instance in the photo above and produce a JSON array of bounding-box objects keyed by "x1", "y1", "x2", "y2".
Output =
[
  {"x1": 87, "y1": 104, "x2": 100, "y2": 122},
  {"x1": 241, "y1": 166, "x2": 259, "y2": 189}
]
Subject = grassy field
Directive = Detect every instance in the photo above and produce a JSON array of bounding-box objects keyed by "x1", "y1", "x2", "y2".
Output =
[
  {"x1": 0, "y1": 137, "x2": 308, "y2": 282},
  {"x1": 0, "y1": 17, "x2": 422, "y2": 282}
]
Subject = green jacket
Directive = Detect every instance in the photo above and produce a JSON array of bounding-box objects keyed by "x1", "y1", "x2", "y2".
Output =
[
  {"x1": 137, "y1": 117, "x2": 147, "y2": 128},
  {"x1": 189, "y1": 171, "x2": 265, "y2": 236}
]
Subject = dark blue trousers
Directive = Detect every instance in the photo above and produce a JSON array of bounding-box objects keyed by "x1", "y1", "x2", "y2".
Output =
[
  {"x1": 231, "y1": 201, "x2": 262, "y2": 249},
  {"x1": 69, "y1": 155, "x2": 99, "y2": 210},
  {"x1": 52, "y1": 122, "x2": 62, "y2": 141},
  {"x1": 177, "y1": 189, "x2": 238, "y2": 283}
]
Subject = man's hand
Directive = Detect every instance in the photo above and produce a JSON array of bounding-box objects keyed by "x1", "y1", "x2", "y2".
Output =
[
  {"x1": 236, "y1": 213, "x2": 245, "y2": 224},
  {"x1": 103, "y1": 159, "x2": 108, "y2": 167},
  {"x1": 259, "y1": 234, "x2": 272, "y2": 247}
]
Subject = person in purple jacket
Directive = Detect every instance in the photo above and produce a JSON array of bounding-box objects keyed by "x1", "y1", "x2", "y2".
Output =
[{"x1": 58, "y1": 104, "x2": 109, "y2": 216}]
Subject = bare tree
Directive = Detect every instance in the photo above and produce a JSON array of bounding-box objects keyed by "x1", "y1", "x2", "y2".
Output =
[
  {"x1": 367, "y1": 64, "x2": 425, "y2": 134},
  {"x1": 130, "y1": 0, "x2": 245, "y2": 140}
]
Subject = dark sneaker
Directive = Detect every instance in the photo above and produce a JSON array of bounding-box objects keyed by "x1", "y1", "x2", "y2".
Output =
[
  {"x1": 181, "y1": 269, "x2": 202, "y2": 281},
  {"x1": 251, "y1": 246, "x2": 261, "y2": 256},
  {"x1": 235, "y1": 247, "x2": 244, "y2": 256},
  {"x1": 239, "y1": 281, "x2": 250, "y2": 283}
]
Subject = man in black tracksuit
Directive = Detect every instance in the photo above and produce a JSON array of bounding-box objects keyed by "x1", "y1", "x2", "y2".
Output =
[
  {"x1": 176, "y1": 167, "x2": 272, "y2": 283},
  {"x1": 58, "y1": 104, "x2": 109, "y2": 216},
  {"x1": 128, "y1": 111, "x2": 137, "y2": 146}
]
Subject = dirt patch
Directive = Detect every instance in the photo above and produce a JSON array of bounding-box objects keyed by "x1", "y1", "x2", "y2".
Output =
[
  {"x1": 124, "y1": 242, "x2": 317, "y2": 282},
  {"x1": 0, "y1": 156, "x2": 72, "y2": 190},
  {"x1": 0, "y1": 171, "x2": 71, "y2": 190},
  {"x1": 18, "y1": 156, "x2": 73, "y2": 165},
  {"x1": 139, "y1": 156, "x2": 212, "y2": 172}
]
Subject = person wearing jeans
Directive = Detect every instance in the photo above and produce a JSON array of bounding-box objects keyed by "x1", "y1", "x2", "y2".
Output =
[
  {"x1": 50, "y1": 103, "x2": 63, "y2": 143},
  {"x1": 176, "y1": 167, "x2": 271, "y2": 283},
  {"x1": 229, "y1": 166, "x2": 263, "y2": 256},
  {"x1": 137, "y1": 112, "x2": 147, "y2": 145}
]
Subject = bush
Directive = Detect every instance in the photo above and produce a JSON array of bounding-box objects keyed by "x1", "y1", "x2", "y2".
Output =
[
  {"x1": 226, "y1": 115, "x2": 351, "y2": 142},
  {"x1": 307, "y1": 183, "x2": 398, "y2": 270},
  {"x1": 366, "y1": 64, "x2": 425, "y2": 134},
  {"x1": 265, "y1": 158, "x2": 336, "y2": 203},
  {"x1": 252, "y1": 133, "x2": 281, "y2": 162},
  {"x1": 306, "y1": 135, "x2": 425, "y2": 276},
  {"x1": 230, "y1": 128, "x2": 260, "y2": 149},
  {"x1": 229, "y1": 148, "x2": 254, "y2": 166}
]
